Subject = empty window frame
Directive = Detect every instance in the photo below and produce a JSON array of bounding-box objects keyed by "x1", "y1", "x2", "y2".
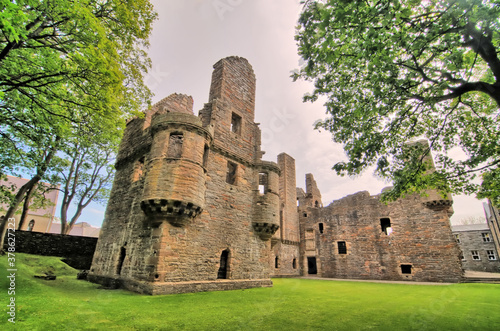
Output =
[
  {"x1": 319, "y1": 223, "x2": 324, "y2": 234},
  {"x1": 167, "y1": 133, "x2": 184, "y2": 158},
  {"x1": 380, "y1": 218, "x2": 392, "y2": 235},
  {"x1": 230, "y1": 112, "x2": 242, "y2": 134},
  {"x1": 487, "y1": 250, "x2": 497, "y2": 261},
  {"x1": 338, "y1": 241, "x2": 347, "y2": 254},
  {"x1": 471, "y1": 250, "x2": 481, "y2": 260},
  {"x1": 482, "y1": 233, "x2": 491, "y2": 242},
  {"x1": 226, "y1": 161, "x2": 237, "y2": 185},
  {"x1": 258, "y1": 172, "x2": 268, "y2": 194},
  {"x1": 132, "y1": 157, "x2": 145, "y2": 182},
  {"x1": 203, "y1": 145, "x2": 210, "y2": 168},
  {"x1": 400, "y1": 264, "x2": 412, "y2": 274}
]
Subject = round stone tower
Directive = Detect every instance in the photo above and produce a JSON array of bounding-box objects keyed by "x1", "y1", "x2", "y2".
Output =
[{"x1": 140, "y1": 94, "x2": 213, "y2": 226}]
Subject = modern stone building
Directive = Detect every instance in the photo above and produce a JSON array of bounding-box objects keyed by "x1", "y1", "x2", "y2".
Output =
[
  {"x1": 452, "y1": 223, "x2": 500, "y2": 273},
  {"x1": 89, "y1": 57, "x2": 463, "y2": 294}
]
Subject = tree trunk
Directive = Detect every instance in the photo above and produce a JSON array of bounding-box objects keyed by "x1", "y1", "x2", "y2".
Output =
[
  {"x1": 17, "y1": 183, "x2": 37, "y2": 230},
  {"x1": 0, "y1": 136, "x2": 60, "y2": 252},
  {"x1": 0, "y1": 176, "x2": 42, "y2": 252}
]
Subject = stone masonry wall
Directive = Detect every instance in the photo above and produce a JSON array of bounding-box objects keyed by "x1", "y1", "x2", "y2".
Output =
[
  {"x1": 6, "y1": 231, "x2": 97, "y2": 270},
  {"x1": 299, "y1": 190, "x2": 463, "y2": 282},
  {"x1": 89, "y1": 57, "x2": 279, "y2": 295},
  {"x1": 271, "y1": 153, "x2": 300, "y2": 277}
]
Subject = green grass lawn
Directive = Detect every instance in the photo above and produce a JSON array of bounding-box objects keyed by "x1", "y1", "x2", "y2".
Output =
[{"x1": 1, "y1": 253, "x2": 500, "y2": 330}]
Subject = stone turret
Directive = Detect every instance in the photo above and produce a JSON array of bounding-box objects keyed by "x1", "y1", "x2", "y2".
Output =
[{"x1": 140, "y1": 95, "x2": 213, "y2": 226}]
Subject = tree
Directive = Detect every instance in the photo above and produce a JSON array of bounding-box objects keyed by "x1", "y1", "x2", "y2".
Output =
[
  {"x1": 0, "y1": 0, "x2": 156, "y2": 250},
  {"x1": 51, "y1": 129, "x2": 118, "y2": 235},
  {"x1": 293, "y1": 0, "x2": 500, "y2": 202}
]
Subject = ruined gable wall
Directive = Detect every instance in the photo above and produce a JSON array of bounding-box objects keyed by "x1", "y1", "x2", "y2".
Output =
[
  {"x1": 299, "y1": 190, "x2": 463, "y2": 283},
  {"x1": 271, "y1": 153, "x2": 300, "y2": 277}
]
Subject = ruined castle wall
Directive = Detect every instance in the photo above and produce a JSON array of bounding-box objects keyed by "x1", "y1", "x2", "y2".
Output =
[
  {"x1": 299, "y1": 191, "x2": 463, "y2": 282},
  {"x1": 271, "y1": 153, "x2": 300, "y2": 276},
  {"x1": 89, "y1": 57, "x2": 279, "y2": 295}
]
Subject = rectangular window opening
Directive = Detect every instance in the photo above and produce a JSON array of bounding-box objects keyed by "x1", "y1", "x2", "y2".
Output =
[
  {"x1": 487, "y1": 250, "x2": 497, "y2": 260},
  {"x1": 319, "y1": 223, "x2": 324, "y2": 234},
  {"x1": 226, "y1": 161, "x2": 237, "y2": 185},
  {"x1": 455, "y1": 234, "x2": 460, "y2": 243},
  {"x1": 482, "y1": 233, "x2": 491, "y2": 242},
  {"x1": 167, "y1": 133, "x2": 184, "y2": 158},
  {"x1": 471, "y1": 250, "x2": 481, "y2": 260},
  {"x1": 258, "y1": 172, "x2": 268, "y2": 194},
  {"x1": 338, "y1": 241, "x2": 347, "y2": 254},
  {"x1": 401, "y1": 264, "x2": 412, "y2": 274},
  {"x1": 380, "y1": 218, "x2": 392, "y2": 235},
  {"x1": 231, "y1": 112, "x2": 242, "y2": 134}
]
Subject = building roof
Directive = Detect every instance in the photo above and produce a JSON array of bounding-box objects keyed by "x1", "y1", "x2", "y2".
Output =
[{"x1": 451, "y1": 223, "x2": 490, "y2": 232}]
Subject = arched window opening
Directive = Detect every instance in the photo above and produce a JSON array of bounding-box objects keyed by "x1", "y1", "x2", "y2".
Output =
[
  {"x1": 117, "y1": 246, "x2": 126, "y2": 275},
  {"x1": 27, "y1": 219, "x2": 35, "y2": 231},
  {"x1": 217, "y1": 249, "x2": 230, "y2": 279}
]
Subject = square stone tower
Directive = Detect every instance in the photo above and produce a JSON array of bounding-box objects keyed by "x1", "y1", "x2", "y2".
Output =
[{"x1": 88, "y1": 57, "x2": 281, "y2": 295}]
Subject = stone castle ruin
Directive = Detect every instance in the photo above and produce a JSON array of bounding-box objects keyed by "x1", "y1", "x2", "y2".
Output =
[{"x1": 88, "y1": 57, "x2": 462, "y2": 294}]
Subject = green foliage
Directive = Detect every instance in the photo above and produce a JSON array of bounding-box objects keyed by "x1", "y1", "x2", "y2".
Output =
[
  {"x1": 294, "y1": 0, "x2": 500, "y2": 201},
  {"x1": 2, "y1": 254, "x2": 500, "y2": 330},
  {"x1": 0, "y1": 0, "x2": 157, "y2": 177}
]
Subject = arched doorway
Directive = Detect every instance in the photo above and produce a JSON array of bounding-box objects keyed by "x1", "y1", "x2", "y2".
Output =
[{"x1": 217, "y1": 249, "x2": 230, "y2": 279}]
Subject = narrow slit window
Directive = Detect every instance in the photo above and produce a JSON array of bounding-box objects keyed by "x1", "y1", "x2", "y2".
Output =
[
  {"x1": 132, "y1": 157, "x2": 145, "y2": 182},
  {"x1": 226, "y1": 161, "x2": 237, "y2": 185},
  {"x1": 292, "y1": 258, "x2": 297, "y2": 269},
  {"x1": 319, "y1": 223, "x2": 324, "y2": 234},
  {"x1": 338, "y1": 241, "x2": 347, "y2": 254},
  {"x1": 258, "y1": 172, "x2": 268, "y2": 194},
  {"x1": 167, "y1": 133, "x2": 184, "y2": 158},
  {"x1": 380, "y1": 218, "x2": 392, "y2": 235},
  {"x1": 117, "y1": 246, "x2": 126, "y2": 275},
  {"x1": 401, "y1": 264, "x2": 412, "y2": 274},
  {"x1": 203, "y1": 145, "x2": 209, "y2": 168},
  {"x1": 230, "y1": 112, "x2": 242, "y2": 134},
  {"x1": 455, "y1": 234, "x2": 460, "y2": 243},
  {"x1": 275, "y1": 256, "x2": 279, "y2": 268}
]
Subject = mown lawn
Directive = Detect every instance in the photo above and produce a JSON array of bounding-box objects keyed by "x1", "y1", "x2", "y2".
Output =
[{"x1": 1, "y1": 253, "x2": 499, "y2": 330}]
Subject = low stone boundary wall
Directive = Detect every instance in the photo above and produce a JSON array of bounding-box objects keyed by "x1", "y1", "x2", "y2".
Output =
[{"x1": 3, "y1": 230, "x2": 97, "y2": 270}]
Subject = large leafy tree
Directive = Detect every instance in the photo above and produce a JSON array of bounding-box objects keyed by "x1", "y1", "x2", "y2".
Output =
[
  {"x1": 0, "y1": 0, "x2": 156, "y2": 248},
  {"x1": 294, "y1": 0, "x2": 500, "y2": 204}
]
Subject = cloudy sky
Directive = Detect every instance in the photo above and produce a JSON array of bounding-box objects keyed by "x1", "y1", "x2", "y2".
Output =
[{"x1": 78, "y1": 0, "x2": 486, "y2": 227}]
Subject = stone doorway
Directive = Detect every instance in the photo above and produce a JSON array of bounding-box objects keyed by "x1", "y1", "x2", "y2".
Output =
[
  {"x1": 307, "y1": 256, "x2": 317, "y2": 274},
  {"x1": 217, "y1": 249, "x2": 230, "y2": 279}
]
